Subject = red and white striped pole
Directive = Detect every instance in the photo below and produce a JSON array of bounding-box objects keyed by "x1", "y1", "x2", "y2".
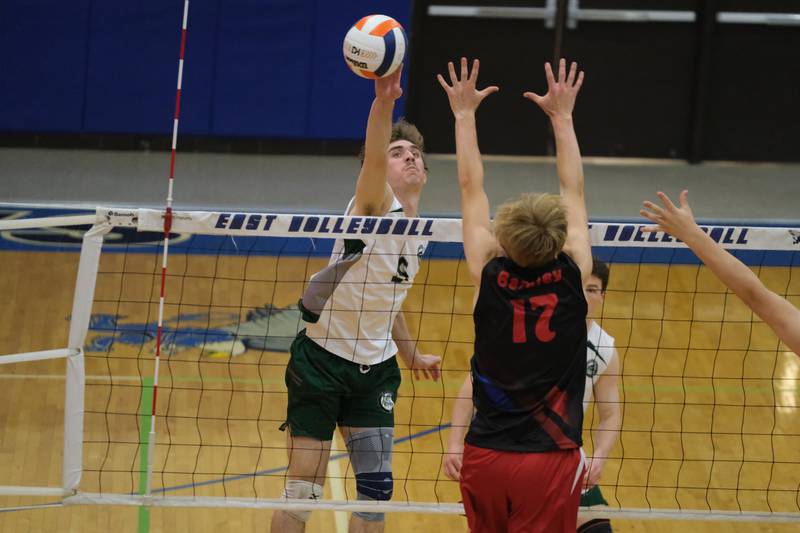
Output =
[{"x1": 146, "y1": 0, "x2": 189, "y2": 496}]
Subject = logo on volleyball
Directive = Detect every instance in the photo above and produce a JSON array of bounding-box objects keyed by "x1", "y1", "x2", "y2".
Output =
[
  {"x1": 379, "y1": 392, "x2": 395, "y2": 412},
  {"x1": 586, "y1": 359, "x2": 599, "y2": 378}
]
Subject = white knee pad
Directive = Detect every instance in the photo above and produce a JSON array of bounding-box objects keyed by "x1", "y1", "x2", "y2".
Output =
[{"x1": 283, "y1": 479, "x2": 324, "y2": 523}]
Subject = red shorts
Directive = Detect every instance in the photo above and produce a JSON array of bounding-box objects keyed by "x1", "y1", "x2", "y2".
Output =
[{"x1": 460, "y1": 444, "x2": 585, "y2": 533}]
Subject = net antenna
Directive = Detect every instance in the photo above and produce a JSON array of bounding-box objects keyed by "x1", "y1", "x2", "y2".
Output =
[{"x1": 144, "y1": 0, "x2": 191, "y2": 498}]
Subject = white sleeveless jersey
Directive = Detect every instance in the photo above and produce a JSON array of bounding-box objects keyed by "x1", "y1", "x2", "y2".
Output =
[
  {"x1": 583, "y1": 321, "x2": 616, "y2": 412},
  {"x1": 305, "y1": 197, "x2": 426, "y2": 365}
]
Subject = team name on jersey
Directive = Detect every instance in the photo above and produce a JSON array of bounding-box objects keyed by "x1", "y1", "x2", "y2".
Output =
[
  {"x1": 213, "y1": 213, "x2": 434, "y2": 237},
  {"x1": 497, "y1": 268, "x2": 562, "y2": 291}
]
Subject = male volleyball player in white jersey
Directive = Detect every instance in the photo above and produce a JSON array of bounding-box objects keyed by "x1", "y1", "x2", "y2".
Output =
[
  {"x1": 577, "y1": 258, "x2": 621, "y2": 532},
  {"x1": 270, "y1": 66, "x2": 441, "y2": 533},
  {"x1": 641, "y1": 190, "x2": 800, "y2": 357},
  {"x1": 444, "y1": 258, "x2": 622, "y2": 532}
]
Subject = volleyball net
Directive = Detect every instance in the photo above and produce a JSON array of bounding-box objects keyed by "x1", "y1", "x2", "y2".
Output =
[{"x1": 0, "y1": 207, "x2": 799, "y2": 522}]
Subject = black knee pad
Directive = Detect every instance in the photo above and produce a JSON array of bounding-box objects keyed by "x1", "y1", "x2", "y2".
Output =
[{"x1": 577, "y1": 518, "x2": 613, "y2": 533}]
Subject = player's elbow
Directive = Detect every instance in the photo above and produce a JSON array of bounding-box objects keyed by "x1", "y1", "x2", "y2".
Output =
[
  {"x1": 457, "y1": 173, "x2": 481, "y2": 192},
  {"x1": 597, "y1": 400, "x2": 622, "y2": 426}
]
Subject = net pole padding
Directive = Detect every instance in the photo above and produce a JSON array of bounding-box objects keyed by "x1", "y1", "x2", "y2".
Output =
[
  {"x1": 0, "y1": 214, "x2": 97, "y2": 231},
  {"x1": 63, "y1": 222, "x2": 112, "y2": 493},
  {"x1": 0, "y1": 348, "x2": 73, "y2": 365},
  {"x1": 0, "y1": 486, "x2": 73, "y2": 497}
]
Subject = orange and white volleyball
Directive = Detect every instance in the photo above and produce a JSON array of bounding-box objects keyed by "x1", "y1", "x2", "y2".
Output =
[{"x1": 343, "y1": 14, "x2": 407, "y2": 79}]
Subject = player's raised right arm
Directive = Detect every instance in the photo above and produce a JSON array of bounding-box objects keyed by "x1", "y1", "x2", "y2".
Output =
[
  {"x1": 642, "y1": 190, "x2": 800, "y2": 356},
  {"x1": 352, "y1": 66, "x2": 403, "y2": 217},
  {"x1": 524, "y1": 59, "x2": 592, "y2": 281},
  {"x1": 438, "y1": 58, "x2": 500, "y2": 285}
]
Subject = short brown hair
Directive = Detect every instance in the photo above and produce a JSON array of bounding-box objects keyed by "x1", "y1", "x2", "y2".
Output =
[
  {"x1": 494, "y1": 193, "x2": 567, "y2": 268},
  {"x1": 591, "y1": 257, "x2": 610, "y2": 291},
  {"x1": 358, "y1": 117, "x2": 427, "y2": 168}
]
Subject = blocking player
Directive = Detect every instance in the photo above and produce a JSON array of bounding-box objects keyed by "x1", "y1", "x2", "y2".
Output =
[
  {"x1": 444, "y1": 259, "x2": 622, "y2": 532},
  {"x1": 437, "y1": 57, "x2": 592, "y2": 532}
]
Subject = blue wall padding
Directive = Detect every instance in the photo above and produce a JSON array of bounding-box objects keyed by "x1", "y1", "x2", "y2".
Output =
[
  {"x1": 83, "y1": 0, "x2": 220, "y2": 135},
  {"x1": 212, "y1": 0, "x2": 314, "y2": 137},
  {"x1": 0, "y1": 0, "x2": 413, "y2": 138},
  {"x1": 0, "y1": 1, "x2": 91, "y2": 131},
  {"x1": 306, "y1": 1, "x2": 411, "y2": 139}
]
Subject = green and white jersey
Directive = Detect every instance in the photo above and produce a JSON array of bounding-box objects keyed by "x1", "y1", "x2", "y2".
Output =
[
  {"x1": 584, "y1": 321, "x2": 616, "y2": 412},
  {"x1": 302, "y1": 197, "x2": 426, "y2": 366}
]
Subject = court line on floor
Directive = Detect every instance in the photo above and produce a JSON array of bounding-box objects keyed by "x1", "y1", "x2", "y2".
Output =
[
  {"x1": 0, "y1": 424, "x2": 452, "y2": 516},
  {"x1": 150, "y1": 424, "x2": 451, "y2": 495}
]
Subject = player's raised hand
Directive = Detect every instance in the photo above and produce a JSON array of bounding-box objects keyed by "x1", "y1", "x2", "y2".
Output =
[
  {"x1": 640, "y1": 190, "x2": 699, "y2": 240},
  {"x1": 524, "y1": 58, "x2": 584, "y2": 119},
  {"x1": 375, "y1": 63, "x2": 404, "y2": 102},
  {"x1": 437, "y1": 57, "x2": 499, "y2": 119}
]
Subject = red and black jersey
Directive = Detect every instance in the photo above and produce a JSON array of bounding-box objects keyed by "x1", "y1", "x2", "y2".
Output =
[{"x1": 465, "y1": 253, "x2": 588, "y2": 452}]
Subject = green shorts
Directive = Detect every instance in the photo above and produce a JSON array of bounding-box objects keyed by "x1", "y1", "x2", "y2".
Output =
[
  {"x1": 284, "y1": 330, "x2": 401, "y2": 441},
  {"x1": 580, "y1": 485, "x2": 609, "y2": 508}
]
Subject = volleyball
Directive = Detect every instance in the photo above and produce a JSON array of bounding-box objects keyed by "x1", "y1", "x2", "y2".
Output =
[{"x1": 342, "y1": 14, "x2": 407, "y2": 79}]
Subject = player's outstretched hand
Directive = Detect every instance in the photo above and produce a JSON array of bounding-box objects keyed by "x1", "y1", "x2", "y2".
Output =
[
  {"x1": 375, "y1": 63, "x2": 403, "y2": 102},
  {"x1": 640, "y1": 190, "x2": 700, "y2": 241},
  {"x1": 410, "y1": 353, "x2": 442, "y2": 381},
  {"x1": 443, "y1": 449, "x2": 464, "y2": 481},
  {"x1": 523, "y1": 58, "x2": 583, "y2": 120},
  {"x1": 437, "y1": 57, "x2": 499, "y2": 119}
]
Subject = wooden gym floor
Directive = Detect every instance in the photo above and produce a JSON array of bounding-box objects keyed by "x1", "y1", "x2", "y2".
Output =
[{"x1": 0, "y1": 248, "x2": 798, "y2": 532}]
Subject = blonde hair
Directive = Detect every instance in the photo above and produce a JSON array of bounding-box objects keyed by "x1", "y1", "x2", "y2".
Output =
[{"x1": 494, "y1": 193, "x2": 567, "y2": 268}]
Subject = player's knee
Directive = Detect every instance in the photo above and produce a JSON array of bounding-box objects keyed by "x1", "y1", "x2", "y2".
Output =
[
  {"x1": 347, "y1": 427, "x2": 394, "y2": 522},
  {"x1": 577, "y1": 518, "x2": 613, "y2": 533},
  {"x1": 282, "y1": 479, "x2": 323, "y2": 523},
  {"x1": 355, "y1": 470, "x2": 394, "y2": 501},
  {"x1": 351, "y1": 471, "x2": 392, "y2": 522},
  {"x1": 353, "y1": 508, "x2": 386, "y2": 522}
]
